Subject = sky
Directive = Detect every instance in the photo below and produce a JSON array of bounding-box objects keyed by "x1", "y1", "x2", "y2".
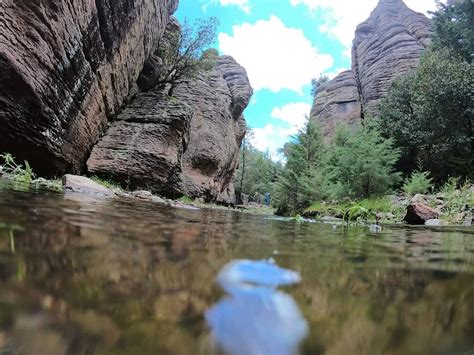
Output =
[{"x1": 175, "y1": 0, "x2": 439, "y2": 159}]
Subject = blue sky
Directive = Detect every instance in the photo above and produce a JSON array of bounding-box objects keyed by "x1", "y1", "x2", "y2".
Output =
[{"x1": 175, "y1": 0, "x2": 438, "y2": 159}]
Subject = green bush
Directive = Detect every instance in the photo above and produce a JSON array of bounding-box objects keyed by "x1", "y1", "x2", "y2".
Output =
[
  {"x1": 324, "y1": 123, "x2": 401, "y2": 200},
  {"x1": 402, "y1": 171, "x2": 433, "y2": 195}
]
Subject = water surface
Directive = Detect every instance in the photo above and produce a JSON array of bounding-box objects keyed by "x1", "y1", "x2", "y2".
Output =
[{"x1": 0, "y1": 180, "x2": 473, "y2": 354}]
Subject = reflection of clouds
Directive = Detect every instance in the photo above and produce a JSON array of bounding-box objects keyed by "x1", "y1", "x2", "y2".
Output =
[{"x1": 207, "y1": 259, "x2": 308, "y2": 355}]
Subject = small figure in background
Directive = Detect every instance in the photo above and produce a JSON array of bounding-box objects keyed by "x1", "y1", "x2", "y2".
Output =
[{"x1": 264, "y1": 192, "x2": 271, "y2": 207}]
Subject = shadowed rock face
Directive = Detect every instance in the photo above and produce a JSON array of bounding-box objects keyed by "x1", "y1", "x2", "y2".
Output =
[
  {"x1": 310, "y1": 71, "x2": 362, "y2": 138},
  {"x1": 178, "y1": 55, "x2": 252, "y2": 203},
  {"x1": 311, "y1": 0, "x2": 432, "y2": 137},
  {"x1": 0, "y1": 0, "x2": 178, "y2": 175},
  {"x1": 87, "y1": 55, "x2": 252, "y2": 202}
]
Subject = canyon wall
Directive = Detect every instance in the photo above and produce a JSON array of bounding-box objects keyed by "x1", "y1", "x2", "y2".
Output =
[
  {"x1": 0, "y1": 1, "x2": 252, "y2": 202},
  {"x1": 0, "y1": 0, "x2": 178, "y2": 174}
]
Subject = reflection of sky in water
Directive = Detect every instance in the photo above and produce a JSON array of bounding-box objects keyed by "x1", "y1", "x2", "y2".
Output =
[{"x1": 206, "y1": 259, "x2": 308, "y2": 355}]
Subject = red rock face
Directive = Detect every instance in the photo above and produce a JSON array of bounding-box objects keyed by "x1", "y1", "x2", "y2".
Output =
[
  {"x1": 0, "y1": 0, "x2": 178, "y2": 175},
  {"x1": 310, "y1": 0, "x2": 432, "y2": 137},
  {"x1": 404, "y1": 203, "x2": 440, "y2": 225}
]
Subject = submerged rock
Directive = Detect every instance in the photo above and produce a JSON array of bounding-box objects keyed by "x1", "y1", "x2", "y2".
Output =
[{"x1": 404, "y1": 203, "x2": 439, "y2": 225}]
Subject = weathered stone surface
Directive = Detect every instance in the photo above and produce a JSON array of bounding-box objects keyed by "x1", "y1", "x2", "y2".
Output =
[
  {"x1": 87, "y1": 94, "x2": 193, "y2": 197},
  {"x1": 63, "y1": 175, "x2": 114, "y2": 198},
  {"x1": 177, "y1": 55, "x2": 252, "y2": 203},
  {"x1": 311, "y1": 0, "x2": 432, "y2": 136},
  {"x1": 310, "y1": 71, "x2": 361, "y2": 137},
  {"x1": 87, "y1": 55, "x2": 252, "y2": 202},
  {"x1": 404, "y1": 203, "x2": 439, "y2": 225},
  {"x1": 0, "y1": 0, "x2": 178, "y2": 175},
  {"x1": 353, "y1": 0, "x2": 432, "y2": 114}
]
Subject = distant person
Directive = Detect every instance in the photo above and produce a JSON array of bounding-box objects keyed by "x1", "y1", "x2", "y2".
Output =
[{"x1": 264, "y1": 192, "x2": 271, "y2": 207}]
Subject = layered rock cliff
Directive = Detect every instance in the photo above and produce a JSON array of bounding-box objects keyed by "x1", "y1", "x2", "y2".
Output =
[
  {"x1": 310, "y1": 0, "x2": 432, "y2": 136},
  {"x1": 0, "y1": 0, "x2": 178, "y2": 174},
  {"x1": 87, "y1": 55, "x2": 252, "y2": 201},
  {"x1": 0, "y1": 1, "x2": 253, "y2": 203}
]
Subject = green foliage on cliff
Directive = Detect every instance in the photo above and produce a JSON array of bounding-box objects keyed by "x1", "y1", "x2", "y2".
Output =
[
  {"x1": 378, "y1": 1, "x2": 473, "y2": 182},
  {"x1": 154, "y1": 17, "x2": 219, "y2": 94}
]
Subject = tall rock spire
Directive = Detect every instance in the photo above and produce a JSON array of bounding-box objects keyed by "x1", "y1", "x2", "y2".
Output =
[{"x1": 310, "y1": 0, "x2": 432, "y2": 137}]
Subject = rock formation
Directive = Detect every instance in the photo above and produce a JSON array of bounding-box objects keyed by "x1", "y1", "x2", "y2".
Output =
[
  {"x1": 310, "y1": 71, "x2": 361, "y2": 137},
  {"x1": 0, "y1": 0, "x2": 178, "y2": 174},
  {"x1": 88, "y1": 55, "x2": 252, "y2": 202},
  {"x1": 0, "y1": 2, "x2": 253, "y2": 203},
  {"x1": 310, "y1": 0, "x2": 432, "y2": 136}
]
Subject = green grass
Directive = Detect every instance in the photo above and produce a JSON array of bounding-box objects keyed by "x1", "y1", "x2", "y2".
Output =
[
  {"x1": 0, "y1": 153, "x2": 36, "y2": 184},
  {"x1": 90, "y1": 176, "x2": 122, "y2": 191},
  {"x1": 305, "y1": 196, "x2": 406, "y2": 224},
  {"x1": 178, "y1": 195, "x2": 194, "y2": 204},
  {"x1": 437, "y1": 178, "x2": 473, "y2": 224}
]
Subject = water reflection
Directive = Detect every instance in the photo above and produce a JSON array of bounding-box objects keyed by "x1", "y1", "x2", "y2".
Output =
[
  {"x1": 207, "y1": 259, "x2": 308, "y2": 355},
  {"x1": 0, "y1": 180, "x2": 474, "y2": 354}
]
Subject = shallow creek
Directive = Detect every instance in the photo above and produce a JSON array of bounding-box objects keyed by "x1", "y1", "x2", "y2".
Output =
[{"x1": 0, "y1": 180, "x2": 473, "y2": 354}]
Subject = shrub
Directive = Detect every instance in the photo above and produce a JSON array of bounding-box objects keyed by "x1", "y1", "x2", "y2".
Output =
[
  {"x1": 0, "y1": 153, "x2": 36, "y2": 184},
  {"x1": 402, "y1": 171, "x2": 433, "y2": 195},
  {"x1": 324, "y1": 123, "x2": 401, "y2": 200}
]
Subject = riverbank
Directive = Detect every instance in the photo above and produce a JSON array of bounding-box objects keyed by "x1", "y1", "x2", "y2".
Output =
[{"x1": 302, "y1": 185, "x2": 473, "y2": 226}]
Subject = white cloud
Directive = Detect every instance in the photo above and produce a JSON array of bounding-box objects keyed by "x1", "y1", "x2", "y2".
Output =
[
  {"x1": 202, "y1": 0, "x2": 251, "y2": 13},
  {"x1": 220, "y1": 0, "x2": 251, "y2": 13},
  {"x1": 251, "y1": 102, "x2": 311, "y2": 159},
  {"x1": 291, "y1": 0, "x2": 440, "y2": 51},
  {"x1": 250, "y1": 124, "x2": 291, "y2": 160},
  {"x1": 271, "y1": 102, "x2": 311, "y2": 131},
  {"x1": 219, "y1": 16, "x2": 333, "y2": 93}
]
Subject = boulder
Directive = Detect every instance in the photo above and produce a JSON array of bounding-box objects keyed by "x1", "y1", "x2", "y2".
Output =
[
  {"x1": 62, "y1": 175, "x2": 114, "y2": 198},
  {"x1": 310, "y1": 0, "x2": 432, "y2": 136},
  {"x1": 404, "y1": 203, "x2": 439, "y2": 225},
  {"x1": 0, "y1": 0, "x2": 178, "y2": 175}
]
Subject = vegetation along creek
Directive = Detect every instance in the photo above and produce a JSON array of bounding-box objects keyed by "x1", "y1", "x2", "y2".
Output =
[{"x1": 0, "y1": 0, "x2": 473, "y2": 354}]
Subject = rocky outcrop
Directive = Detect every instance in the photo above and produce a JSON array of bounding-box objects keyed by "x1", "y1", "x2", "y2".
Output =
[
  {"x1": 178, "y1": 55, "x2": 251, "y2": 202},
  {"x1": 311, "y1": 0, "x2": 432, "y2": 136},
  {"x1": 309, "y1": 71, "x2": 361, "y2": 137},
  {"x1": 0, "y1": 0, "x2": 178, "y2": 175},
  {"x1": 88, "y1": 55, "x2": 252, "y2": 202},
  {"x1": 87, "y1": 94, "x2": 193, "y2": 197}
]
